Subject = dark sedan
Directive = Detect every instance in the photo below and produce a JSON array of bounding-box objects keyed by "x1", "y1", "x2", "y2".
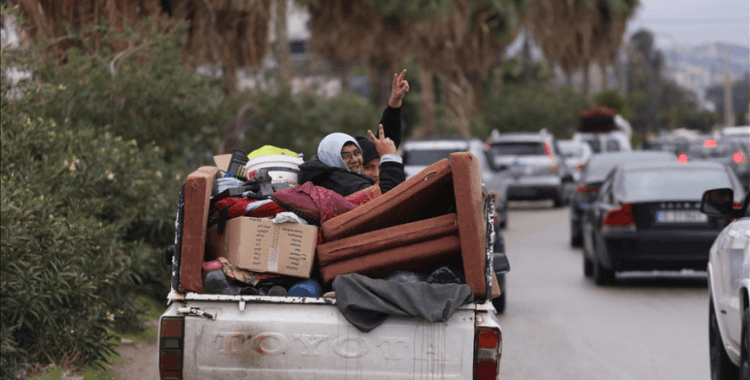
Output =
[
  {"x1": 569, "y1": 151, "x2": 675, "y2": 247},
  {"x1": 581, "y1": 161, "x2": 745, "y2": 285}
]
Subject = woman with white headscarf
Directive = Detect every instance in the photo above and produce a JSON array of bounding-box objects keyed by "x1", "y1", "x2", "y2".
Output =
[{"x1": 298, "y1": 125, "x2": 405, "y2": 196}]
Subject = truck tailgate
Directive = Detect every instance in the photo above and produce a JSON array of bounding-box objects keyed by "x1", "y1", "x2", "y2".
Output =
[{"x1": 179, "y1": 300, "x2": 477, "y2": 380}]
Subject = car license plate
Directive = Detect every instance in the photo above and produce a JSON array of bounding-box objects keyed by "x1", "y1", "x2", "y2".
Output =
[{"x1": 655, "y1": 210, "x2": 708, "y2": 223}]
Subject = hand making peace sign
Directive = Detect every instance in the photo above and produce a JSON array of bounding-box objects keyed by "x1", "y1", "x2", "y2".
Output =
[
  {"x1": 388, "y1": 69, "x2": 410, "y2": 108},
  {"x1": 368, "y1": 124, "x2": 397, "y2": 157}
]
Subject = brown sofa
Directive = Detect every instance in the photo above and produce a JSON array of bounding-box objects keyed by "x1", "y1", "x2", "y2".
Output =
[{"x1": 318, "y1": 152, "x2": 492, "y2": 298}]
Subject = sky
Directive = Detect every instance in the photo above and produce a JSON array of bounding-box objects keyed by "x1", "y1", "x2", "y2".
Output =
[{"x1": 625, "y1": 0, "x2": 750, "y2": 50}]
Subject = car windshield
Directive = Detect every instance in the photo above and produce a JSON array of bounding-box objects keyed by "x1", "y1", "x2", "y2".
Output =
[
  {"x1": 583, "y1": 154, "x2": 671, "y2": 182},
  {"x1": 403, "y1": 149, "x2": 463, "y2": 166},
  {"x1": 623, "y1": 168, "x2": 733, "y2": 200},
  {"x1": 685, "y1": 139, "x2": 739, "y2": 159},
  {"x1": 558, "y1": 143, "x2": 583, "y2": 158},
  {"x1": 490, "y1": 142, "x2": 545, "y2": 156}
]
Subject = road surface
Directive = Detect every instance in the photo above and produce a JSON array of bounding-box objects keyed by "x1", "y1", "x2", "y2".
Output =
[{"x1": 497, "y1": 201, "x2": 709, "y2": 380}]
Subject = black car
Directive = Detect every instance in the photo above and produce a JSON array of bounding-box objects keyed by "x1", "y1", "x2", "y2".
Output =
[
  {"x1": 581, "y1": 161, "x2": 746, "y2": 285},
  {"x1": 569, "y1": 151, "x2": 675, "y2": 247},
  {"x1": 678, "y1": 136, "x2": 750, "y2": 191}
]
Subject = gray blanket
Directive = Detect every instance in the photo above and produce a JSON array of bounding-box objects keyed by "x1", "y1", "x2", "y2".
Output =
[{"x1": 333, "y1": 273, "x2": 474, "y2": 333}]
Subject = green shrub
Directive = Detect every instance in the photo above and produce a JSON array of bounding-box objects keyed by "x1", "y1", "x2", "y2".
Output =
[{"x1": 0, "y1": 14, "x2": 228, "y2": 377}]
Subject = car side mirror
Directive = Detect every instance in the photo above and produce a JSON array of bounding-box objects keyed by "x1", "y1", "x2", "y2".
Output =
[
  {"x1": 700, "y1": 188, "x2": 741, "y2": 218},
  {"x1": 493, "y1": 252, "x2": 510, "y2": 274},
  {"x1": 495, "y1": 163, "x2": 510, "y2": 172}
]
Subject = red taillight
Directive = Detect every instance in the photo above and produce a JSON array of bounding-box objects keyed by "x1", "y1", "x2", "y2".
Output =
[
  {"x1": 542, "y1": 142, "x2": 553, "y2": 157},
  {"x1": 160, "y1": 350, "x2": 182, "y2": 371},
  {"x1": 677, "y1": 153, "x2": 688, "y2": 164},
  {"x1": 161, "y1": 318, "x2": 183, "y2": 337},
  {"x1": 477, "y1": 328, "x2": 499, "y2": 348},
  {"x1": 734, "y1": 202, "x2": 742, "y2": 208},
  {"x1": 576, "y1": 185, "x2": 599, "y2": 194},
  {"x1": 476, "y1": 359, "x2": 499, "y2": 380},
  {"x1": 576, "y1": 163, "x2": 584, "y2": 170},
  {"x1": 603, "y1": 203, "x2": 635, "y2": 227},
  {"x1": 160, "y1": 317, "x2": 184, "y2": 380},
  {"x1": 733, "y1": 151, "x2": 745, "y2": 163},
  {"x1": 704, "y1": 139, "x2": 717, "y2": 148},
  {"x1": 475, "y1": 327, "x2": 500, "y2": 380},
  {"x1": 493, "y1": 215, "x2": 499, "y2": 228},
  {"x1": 487, "y1": 141, "x2": 492, "y2": 148}
]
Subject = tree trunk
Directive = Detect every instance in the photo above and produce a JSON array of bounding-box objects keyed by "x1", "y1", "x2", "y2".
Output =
[
  {"x1": 419, "y1": 69, "x2": 436, "y2": 137},
  {"x1": 544, "y1": 56, "x2": 556, "y2": 94},
  {"x1": 378, "y1": 66, "x2": 393, "y2": 109},
  {"x1": 273, "y1": 0, "x2": 292, "y2": 87},
  {"x1": 614, "y1": 52, "x2": 625, "y2": 93},
  {"x1": 599, "y1": 62, "x2": 608, "y2": 91},
  {"x1": 583, "y1": 63, "x2": 590, "y2": 97},
  {"x1": 339, "y1": 60, "x2": 351, "y2": 92},
  {"x1": 439, "y1": 74, "x2": 472, "y2": 138},
  {"x1": 492, "y1": 54, "x2": 504, "y2": 97}
]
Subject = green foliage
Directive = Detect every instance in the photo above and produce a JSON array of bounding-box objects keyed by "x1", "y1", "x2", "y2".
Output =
[
  {"x1": 1, "y1": 13, "x2": 226, "y2": 377},
  {"x1": 32, "y1": 19, "x2": 227, "y2": 164},
  {"x1": 478, "y1": 84, "x2": 590, "y2": 139},
  {"x1": 237, "y1": 89, "x2": 381, "y2": 158},
  {"x1": 592, "y1": 89, "x2": 633, "y2": 120}
]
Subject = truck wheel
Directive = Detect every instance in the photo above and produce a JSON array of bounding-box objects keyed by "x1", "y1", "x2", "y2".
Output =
[
  {"x1": 592, "y1": 258, "x2": 614, "y2": 285},
  {"x1": 553, "y1": 194, "x2": 565, "y2": 208},
  {"x1": 492, "y1": 292, "x2": 506, "y2": 314},
  {"x1": 709, "y1": 297, "x2": 739, "y2": 380},
  {"x1": 741, "y1": 307, "x2": 749, "y2": 380},
  {"x1": 570, "y1": 233, "x2": 582, "y2": 247},
  {"x1": 583, "y1": 255, "x2": 593, "y2": 277},
  {"x1": 492, "y1": 274, "x2": 506, "y2": 314}
]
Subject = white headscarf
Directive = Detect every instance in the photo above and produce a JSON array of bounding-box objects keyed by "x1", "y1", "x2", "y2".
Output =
[{"x1": 317, "y1": 133, "x2": 361, "y2": 172}]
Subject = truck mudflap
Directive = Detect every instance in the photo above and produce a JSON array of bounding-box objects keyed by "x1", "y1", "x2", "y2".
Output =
[{"x1": 171, "y1": 300, "x2": 483, "y2": 380}]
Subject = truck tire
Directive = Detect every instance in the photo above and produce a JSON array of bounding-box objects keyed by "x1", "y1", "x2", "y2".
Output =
[
  {"x1": 492, "y1": 274, "x2": 506, "y2": 314},
  {"x1": 571, "y1": 233, "x2": 582, "y2": 247},
  {"x1": 709, "y1": 298, "x2": 739, "y2": 380},
  {"x1": 583, "y1": 255, "x2": 593, "y2": 277},
  {"x1": 592, "y1": 258, "x2": 614, "y2": 285},
  {"x1": 741, "y1": 307, "x2": 749, "y2": 380}
]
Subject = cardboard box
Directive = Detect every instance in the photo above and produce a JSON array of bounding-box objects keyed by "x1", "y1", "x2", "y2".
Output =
[{"x1": 207, "y1": 217, "x2": 318, "y2": 278}]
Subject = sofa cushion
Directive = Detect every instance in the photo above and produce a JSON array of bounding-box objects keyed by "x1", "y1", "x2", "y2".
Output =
[
  {"x1": 180, "y1": 166, "x2": 220, "y2": 293},
  {"x1": 321, "y1": 158, "x2": 454, "y2": 241},
  {"x1": 317, "y1": 214, "x2": 458, "y2": 267}
]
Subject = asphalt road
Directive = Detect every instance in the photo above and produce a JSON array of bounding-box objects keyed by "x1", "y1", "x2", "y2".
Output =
[{"x1": 496, "y1": 201, "x2": 710, "y2": 380}]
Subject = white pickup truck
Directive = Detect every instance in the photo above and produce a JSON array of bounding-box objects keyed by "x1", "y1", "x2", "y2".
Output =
[{"x1": 157, "y1": 173, "x2": 508, "y2": 380}]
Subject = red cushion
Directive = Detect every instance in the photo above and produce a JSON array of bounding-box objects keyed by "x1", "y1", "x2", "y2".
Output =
[
  {"x1": 450, "y1": 152, "x2": 489, "y2": 298},
  {"x1": 180, "y1": 166, "x2": 220, "y2": 293},
  {"x1": 321, "y1": 159, "x2": 454, "y2": 241},
  {"x1": 319, "y1": 235, "x2": 463, "y2": 283},
  {"x1": 316, "y1": 214, "x2": 459, "y2": 267}
]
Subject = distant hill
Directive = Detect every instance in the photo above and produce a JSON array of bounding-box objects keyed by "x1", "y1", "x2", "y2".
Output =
[{"x1": 665, "y1": 42, "x2": 750, "y2": 77}]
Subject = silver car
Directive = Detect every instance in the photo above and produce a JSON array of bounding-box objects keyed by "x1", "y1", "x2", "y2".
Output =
[
  {"x1": 487, "y1": 129, "x2": 574, "y2": 207},
  {"x1": 701, "y1": 188, "x2": 750, "y2": 379}
]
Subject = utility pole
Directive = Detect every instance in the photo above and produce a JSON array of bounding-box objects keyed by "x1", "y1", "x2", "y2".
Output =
[{"x1": 724, "y1": 45, "x2": 735, "y2": 126}]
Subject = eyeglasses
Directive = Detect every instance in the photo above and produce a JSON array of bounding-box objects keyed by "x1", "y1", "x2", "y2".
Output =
[{"x1": 341, "y1": 150, "x2": 362, "y2": 160}]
